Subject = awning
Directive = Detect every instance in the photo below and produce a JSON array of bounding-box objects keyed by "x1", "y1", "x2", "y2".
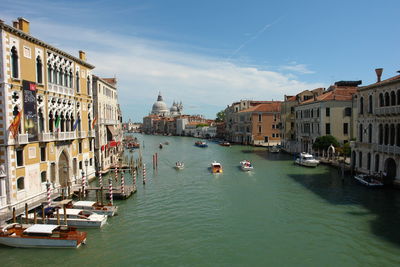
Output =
[
  {"x1": 107, "y1": 125, "x2": 118, "y2": 137},
  {"x1": 24, "y1": 224, "x2": 58, "y2": 234},
  {"x1": 109, "y1": 141, "x2": 117, "y2": 147}
]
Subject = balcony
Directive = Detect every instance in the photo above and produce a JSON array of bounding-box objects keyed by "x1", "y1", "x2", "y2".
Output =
[
  {"x1": 100, "y1": 118, "x2": 118, "y2": 125},
  {"x1": 56, "y1": 131, "x2": 76, "y2": 140},
  {"x1": 78, "y1": 131, "x2": 86, "y2": 138},
  {"x1": 88, "y1": 130, "x2": 96, "y2": 137},
  {"x1": 39, "y1": 132, "x2": 54, "y2": 142},
  {"x1": 17, "y1": 134, "x2": 29, "y2": 144},
  {"x1": 48, "y1": 83, "x2": 75, "y2": 96},
  {"x1": 375, "y1": 144, "x2": 400, "y2": 155},
  {"x1": 375, "y1": 106, "x2": 400, "y2": 116}
]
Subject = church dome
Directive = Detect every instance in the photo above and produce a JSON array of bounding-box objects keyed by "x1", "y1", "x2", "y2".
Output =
[
  {"x1": 170, "y1": 105, "x2": 178, "y2": 112},
  {"x1": 151, "y1": 92, "x2": 169, "y2": 115}
]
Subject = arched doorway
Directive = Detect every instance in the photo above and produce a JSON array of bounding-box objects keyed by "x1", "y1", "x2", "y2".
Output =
[
  {"x1": 351, "y1": 151, "x2": 356, "y2": 170},
  {"x1": 58, "y1": 151, "x2": 70, "y2": 188},
  {"x1": 384, "y1": 158, "x2": 397, "y2": 184}
]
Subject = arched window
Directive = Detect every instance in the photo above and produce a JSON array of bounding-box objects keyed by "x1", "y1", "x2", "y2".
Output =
[
  {"x1": 36, "y1": 56, "x2": 43, "y2": 84},
  {"x1": 385, "y1": 92, "x2": 390, "y2": 106},
  {"x1": 397, "y1": 124, "x2": 400, "y2": 147},
  {"x1": 53, "y1": 64, "x2": 57, "y2": 84},
  {"x1": 87, "y1": 76, "x2": 91, "y2": 95},
  {"x1": 69, "y1": 70, "x2": 73, "y2": 88},
  {"x1": 11, "y1": 46, "x2": 19, "y2": 78},
  {"x1": 359, "y1": 97, "x2": 364, "y2": 114},
  {"x1": 47, "y1": 63, "x2": 52, "y2": 83},
  {"x1": 358, "y1": 151, "x2": 362, "y2": 168},
  {"x1": 368, "y1": 124, "x2": 372, "y2": 143},
  {"x1": 379, "y1": 93, "x2": 384, "y2": 107},
  {"x1": 390, "y1": 124, "x2": 395, "y2": 146},
  {"x1": 41, "y1": 171, "x2": 47, "y2": 183},
  {"x1": 38, "y1": 108, "x2": 44, "y2": 132},
  {"x1": 17, "y1": 177, "x2": 24, "y2": 191},
  {"x1": 59, "y1": 69, "x2": 64, "y2": 86},
  {"x1": 367, "y1": 153, "x2": 371, "y2": 170},
  {"x1": 379, "y1": 124, "x2": 383, "y2": 145},
  {"x1": 397, "y1": 90, "x2": 400, "y2": 106},
  {"x1": 64, "y1": 70, "x2": 68, "y2": 87},
  {"x1": 375, "y1": 154, "x2": 380, "y2": 172},
  {"x1": 88, "y1": 114, "x2": 92, "y2": 131},
  {"x1": 391, "y1": 91, "x2": 396, "y2": 106},
  {"x1": 66, "y1": 114, "x2": 70, "y2": 132},
  {"x1": 359, "y1": 124, "x2": 363, "y2": 142},
  {"x1": 60, "y1": 113, "x2": 65, "y2": 132},
  {"x1": 49, "y1": 111, "x2": 54, "y2": 132},
  {"x1": 384, "y1": 124, "x2": 389, "y2": 145},
  {"x1": 76, "y1": 71, "x2": 80, "y2": 92},
  {"x1": 368, "y1": 95, "x2": 373, "y2": 113},
  {"x1": 70, "y1": 115, "x2": 75, "y2": 131}
]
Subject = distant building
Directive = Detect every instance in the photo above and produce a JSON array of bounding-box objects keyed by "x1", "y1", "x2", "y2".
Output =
[{"x1": 351, "y1": 69, "x2": 400, "y2": 185}]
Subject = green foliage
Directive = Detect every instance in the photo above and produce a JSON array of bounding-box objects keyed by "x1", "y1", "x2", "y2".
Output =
[
  {"x1": 312, "y1": 135, "x2": 340, "y2": 151},
  {"x1": 216, "y1": 110, "x2": 225, "y2": 122},
  {"x1": 196, "y1": 123, "x2": 209, "y2": 128}
]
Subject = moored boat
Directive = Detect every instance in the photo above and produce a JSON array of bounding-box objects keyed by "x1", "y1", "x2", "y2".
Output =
[
  {"x1": 211, "y1": 161, "x2": 223, "y2": 173},
  {"x1": 195, "y1": 141, "x2": 208, "y2": 147},
  {"x1": 269, "y1": 146, "x2": 280, "y2": 153},
  {"x1": 159, "y1": 143, "x2": 163, "y2": 149},
  {"x1": 240, "y1": 160, "x2": 253, "y2": 171},
  {"x1": 22, "y1": 208, "x2": 108, "y2": 228},
  {"x1": 69, "y1": 201, "x2": 118, "y2": 216},
  {"x1": 354, "y1": 174, "x2": 384, "y2": 187},
  {"x1": 0, "y1": 223, "x2": 86, "y2": 248},
  {"x1": 294, "y1": 152, "x2": 319, "y2": 167}
]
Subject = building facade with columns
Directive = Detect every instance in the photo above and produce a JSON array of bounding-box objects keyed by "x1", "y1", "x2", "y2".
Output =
[
  {"x1": 0, "y1": 18, "x2": 95, "y2": 219},
  {"x1": 92, "y1": 76, "x2": 123, "y2": 172},
  {"x1": 351, "y1": 69, "x2": 400, "y2": 185}
]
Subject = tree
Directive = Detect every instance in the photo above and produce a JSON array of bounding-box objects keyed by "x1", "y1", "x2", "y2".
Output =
[
  {"x1": 216, "y1": 110, "x2": 225, "y2": 122},
  {"x1": 312, "y1": 135, "x2": 339, "y2": 151}
]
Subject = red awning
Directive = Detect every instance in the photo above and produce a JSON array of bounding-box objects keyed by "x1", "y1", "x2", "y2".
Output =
[
  {"x1": 109, "y1": 141, "x2": 117, "y2": 147},
  {"x1": 101, "y1": 145, "x2": 105, "y2": 151}
]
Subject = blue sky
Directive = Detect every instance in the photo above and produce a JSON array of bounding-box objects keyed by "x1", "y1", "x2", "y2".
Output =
[{"x1": 1, "y1": 0, "x2": 400, "y2": 121}]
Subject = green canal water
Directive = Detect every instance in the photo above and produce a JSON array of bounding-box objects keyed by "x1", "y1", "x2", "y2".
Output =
[{"x1": 2, "y1": 134, "x2": 400, "y2": 266}]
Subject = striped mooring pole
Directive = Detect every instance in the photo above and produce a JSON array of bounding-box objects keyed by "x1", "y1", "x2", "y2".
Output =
[
  {"x1": 133, "y1": 169, "x2": 137, "y2": 186},
  {"x1": 99, "y1": 167, "x2": 103, "y2": 188},
  {"x1": 46, "y1": 181, "x2": 51, "y2": 206},
  {"x1": 108, "y1": 178, "x2": 113, "y2": 206},
  {"x1": 121, "y1": 171, "x2": 125, "y2": 196},
  {"x1": 143, "y1": 163, "x2": 146, "y2": 185},
  {"x1": 114, "y1": 165, "x2": 118, "y2": 182}
]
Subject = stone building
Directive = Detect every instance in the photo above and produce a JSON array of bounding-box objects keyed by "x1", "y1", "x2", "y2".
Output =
[
  {"x1": 92, "y1": 76, "x2": 123, "y2": 172},
  {"x1": 280, "y1": 88, "x2": 324, "y2": 153},
  {"x1": 0, "y1": 18, "x2": 95, "y2": 219},
  {"x1": 225, "y1": 101, "x2": 281, "y2": 146},
  {"x1": 351, "y1": 69, "x2": 400, "y2": 185},
  {"x1": 294, "y1": 82, "x2": 359, "y2": 154}
]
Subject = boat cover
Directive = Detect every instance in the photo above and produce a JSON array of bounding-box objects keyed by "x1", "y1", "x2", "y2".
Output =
[
  {"x1": 24, "y1": 224, "x2": 58, "y2": 234},
  {"x1": 63, "y1": 209, "x2": 83, "y2": 215},
  {"x1": 73, "y1": 201, "x2": 96, "y2": 207}
]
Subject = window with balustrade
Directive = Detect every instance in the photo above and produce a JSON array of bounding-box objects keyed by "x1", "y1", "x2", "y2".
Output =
[{"x1": 11, "y1": 46, "x2": 19, "y2": 78}]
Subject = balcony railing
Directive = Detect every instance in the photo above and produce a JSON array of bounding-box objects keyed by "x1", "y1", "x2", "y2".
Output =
[
  {"x1": 100, "y1": 118, "x2": 118, "y2": 125},
  {"x1": 88, "y1": 130, "x2": 96, "y2": 137},
  {"x1": 375, "y1": 144, "x2": 400, "y2": 154},
  {"x1": 78, "y1": 131, "x2": 86, "y2": 138},
  {"x1": 48, "y1": 83, "x2": 75, "y2": 96},
  {"x1": 375, "y1": 106, "x2": 400, "y2": 116},
  {"x1": 39, "y1": 132, "x2": 54, "y2": 142},
  {"x1": 17, "y1": 134, "x2": 29, "y2": 144}
]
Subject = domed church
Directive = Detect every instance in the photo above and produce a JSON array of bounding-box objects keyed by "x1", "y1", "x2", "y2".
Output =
[{"x1": 151, "y1": 92, "x2": 183, "y2": 117}]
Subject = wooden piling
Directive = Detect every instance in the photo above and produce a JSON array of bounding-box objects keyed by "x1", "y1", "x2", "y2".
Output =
[
  {"x1": 79, "y1": 188, "x2": 82, "y2": 200},
  {"x1": 156, "y1": 152, "x2": 158, "y2": 168},
  {"x1": 62, "y1": 190, "x2": 65, "y2": 200},
  {"x1": 96, "y1": 189, "x2": 99, "y2": 203},
  {"x1": 42, "y1": 205, "x2": 45, "y2": 224},
  {"x1": 56, "y1": 208, "x2": 60, "y2": 225},
  {"x1": 63, "y1": 205, "x2": 67, "y2": 225},
  {"x1": 100, "y1": 187, "x2": 104, "y2": 206},
  {"x1": 25, "y1": 203, "x2": 28, "y2": 224},
  {"x1": 33, "y1": 210, "x2": 37, "y2": 224},
  {"x1": 12, "y1": 207, "x2": 16, "y2": 223}
]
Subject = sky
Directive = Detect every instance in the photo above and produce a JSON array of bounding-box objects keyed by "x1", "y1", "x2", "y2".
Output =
[{"x1": 1, "y1": 0, "x2": 400, "y2": 121}]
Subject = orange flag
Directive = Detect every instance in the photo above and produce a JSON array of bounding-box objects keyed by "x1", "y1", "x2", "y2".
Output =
[
  {"x1": 92, "y1": 117, "x2": 97, "y2": 129},
  {"x1": 9, "y1": 111, "x2": 22, "y2": 139}
]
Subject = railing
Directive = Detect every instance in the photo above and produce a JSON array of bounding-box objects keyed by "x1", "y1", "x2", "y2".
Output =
[
  {"x1": 375, "y1": 106, "x2": 400, "y2": 116},
  {"x1": 375, "y1": 144, "x2": 400, "y2": 154},
  {"x1": 88, "y1": 131, "x2": 96, "y2": 137},
  {"x1": 39, "y1": 132, "x2": 54, "y2": 142},
  {"x1": 48, "y1": 83, "x2": 75, "y2": 96},
  {"x1": 17, "y1": 134, "x2": 29, "y2": 144},
  {"x1": 100, "y1": 118, "x2": 118, "y2": 125},
  {"x1": 78, "y1": 131, "x2": 86, "y2": 138}
]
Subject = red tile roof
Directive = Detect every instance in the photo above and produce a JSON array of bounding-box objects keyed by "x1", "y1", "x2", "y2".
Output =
[
  {"x1": 361, "y1": 74, "x2": 400, "y2": 90},
  {"x1": 301, "y1": 87, "x2": 357, "y2": 105},
  {"x1": 239, "y1": 102, "x2": 281, "y2": 113},
  {"x1": 102, "y1": 78, "x2": 117, "y2": 87}
]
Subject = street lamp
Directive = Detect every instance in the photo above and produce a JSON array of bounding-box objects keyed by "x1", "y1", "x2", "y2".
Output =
[{"x1": 84, "y1": 159, "x2": 89, "y2": 183}]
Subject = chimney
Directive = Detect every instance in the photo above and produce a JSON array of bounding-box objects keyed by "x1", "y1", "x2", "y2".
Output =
[
  {"x1": 17, "y1": 17, "x2": 30, "y2": 34},
  {"x1": 375, "y1": 68, "x2": 383, "y2": 83},
  {"x1": 79, "y1": 50, "x2": 86, "y2": 61},
  {"x1": 12, "y1": 20, "x2": 19, "y2": 28}
]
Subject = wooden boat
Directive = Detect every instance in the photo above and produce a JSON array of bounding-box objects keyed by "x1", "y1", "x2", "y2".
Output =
[
  {"x1": 164, "y1": 141, "x2": 169, "y2": 145},
  {"x1": 195, "y1": 141, "x2": 208, "y2": 147},
  {"x1": 219, "y1": 141, "x2": 231, "y2": 147},
  {"x1": 68, "y1": 200, "x2": 118, "y2": 216},
  {"x1": 211, "y1": 161, "x2": 223, "y2": 173},
  {"x1": 354, "y1": 174, "x2": 384, "y2": 187},
  {"x1": 269, "y1": 146, "x2": 280, "y2": 153},
  {"x1": 294, "y1": 152, "x2": 319, "y2": 167},
  {"x1": 240, "y1": 160, "x2": 253, "y2": 171},
  {"x1": 22, "y1": 208, "x2": 107, "y2": 228},
  {"x1": 174, "y1": 162, "x2": 184, "y2": 170},
  {"x1": 0, "y1": 223, "x2": 86, "y2": 248},
  {"x1": 159, "y1": 143, "x2": 163, "y2": 149}
]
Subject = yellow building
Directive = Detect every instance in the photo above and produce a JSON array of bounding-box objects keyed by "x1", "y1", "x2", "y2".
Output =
[{"x1": 0, "y1": 18, "x2": 95, "y2": 220}]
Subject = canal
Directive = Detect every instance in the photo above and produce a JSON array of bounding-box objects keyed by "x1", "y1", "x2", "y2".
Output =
[{"x1": 1, "y1": 134, "x2": 400, "y2": 266}]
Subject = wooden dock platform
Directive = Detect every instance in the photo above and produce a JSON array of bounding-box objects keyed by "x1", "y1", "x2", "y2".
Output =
[{"x1": 77, "y1": 185, "x2": 137, "y2": 200}]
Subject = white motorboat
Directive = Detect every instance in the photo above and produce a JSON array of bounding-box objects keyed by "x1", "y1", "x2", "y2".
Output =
[
  {"x1": 0, "y1": 223, "x2": 86, "y2": 248},
  {"x1": 211, "y1": 161, "x2": 223, "y2": 173},
  {"x1": 240, "y1": 160, "x2": 254, "y2": 171},
  {"x1": 354, "y1": 174, "x2": 384, "y2": 187},
  {"x1": 71, "y1": 201, "x2": 118, "y2": 216},
  {"x1": 22, "y1": 208, "x2": 107, "y2": 228},
  {"x1": 269, "y1": 146, "x2": 280, "y2": 153},
  {"x1": 295, "y1": 152, "x2": 319, "y2": 167},
  {"x1": 174, "y1": 162, "x2": 184, "y2": 170}
]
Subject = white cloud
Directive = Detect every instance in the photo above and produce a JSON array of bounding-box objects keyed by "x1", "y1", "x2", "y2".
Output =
[
  {"x1": 2, "y1": 17, "x2": 324, "y2": 120},
  {"x1": 280, "y1": 62, "x2": 315, "y2": 74}
]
